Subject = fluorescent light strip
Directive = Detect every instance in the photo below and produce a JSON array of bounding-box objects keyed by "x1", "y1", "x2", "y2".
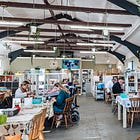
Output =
[
  {"x1": 93, "y1": 40, "x2": 115, "y2": 44},
  {"x1": 80, "y1": 51, "x2": 107, "y2": 54},
  {"x1": 0, "y1": 21, "x2": 24, "y2": 26},
  {"x1": 24, "y1": 50, "x2": 55, "y2": 53},
  {"x1": 70, "y1": 25, "x2": 124, "y2": 31},
  {"x1": 2, "y1": 40, "x2": 44, "y2": 44},
  {"x1": 77, "y1": 43, "x2": 113, "y2": 47}
]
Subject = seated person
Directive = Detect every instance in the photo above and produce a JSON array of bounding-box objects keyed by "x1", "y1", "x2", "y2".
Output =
[
  {"x1": 112, "y1": 78, "x2": 124, "y2": 96},
  {"x1": 53, "y1": 82, "x2": 70, "y2": 112},
  {"x1": 46, "y1": 83, "x2": 60, "y2": 97},
  {"x1": 0, "y1": 90, "x2": 12, "y2": 109},
  {"x1": 44, "y1": 83, "x2": 70, "y2": 130},
  {"x1": 15, "y1": 80, "x2": 33, "y2": 98},
  {"x1": 105, "y1": 77, "x2": 118, "y2": 102}
]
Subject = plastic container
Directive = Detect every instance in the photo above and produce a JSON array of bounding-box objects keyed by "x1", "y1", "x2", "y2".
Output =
[
  {"x1": 120, "y1": 93, "x2": 128, "y2": 98},
  {"x1": 97, "y1": 83, "x2": 104, "y2": 89},
  {"x1": 32, "y1": 98, "x2": 42, "y2": 104},
  {"x1": 2, "y1": 108, "x2": 19, "y2": 117},
  {"x1": 0, "y1": 114, "x2": 7, "y2": 124}
]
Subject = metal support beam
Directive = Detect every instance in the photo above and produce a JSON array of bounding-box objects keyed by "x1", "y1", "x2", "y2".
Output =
[
  {"x1": 110, "y1": 35, "x2": 140, "y2": 60},
  {"x1": 107, "y1": 50, "x2": 126, "y2": 64},
  {"x1": 8, "y1": 49, "x2": 24, "y2": 64},
  {"x1": 107, "y1": 0, "x2": 140, "y2": 16}
]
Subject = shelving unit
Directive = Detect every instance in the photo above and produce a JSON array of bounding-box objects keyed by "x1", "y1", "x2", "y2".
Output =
[
  {"x1": 95, "y1": 82, "x2": 105, "y2": 100},
  {"x1": 0, "y1": 75, "x2": 24, "y2": 95},
  {"x1": 45, "y1": 72, "x2": 67, "y2": 90},
  {"x1": 82, "y1": 69, "x2": 93, "y2": 95},
  {"x1": 24, "y1": 69, "x2": 45, "y2": 95},
  {"x1": 125, "y1": 71, "x2": 140, "y2": 93},
  {"x1": 71, "y1": 69, "x2": 80, "y2": 84}
]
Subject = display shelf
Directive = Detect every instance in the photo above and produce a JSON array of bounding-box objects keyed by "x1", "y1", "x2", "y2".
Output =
[
  {"x1": 125, "y1": 71, "x2": 140, "y2": 93},
  {"x1": 0, "y1": 75, "x2": 24, "y2": 95},
  {"x1": 95, "y1": 83, "x2": 105, "y2": 100},
  {"x1": 45, "y1": 72, "x2": 67, "y2": 90},
  {"x1": 82, "y1": 69, "x2": 93, "y2": 95}
]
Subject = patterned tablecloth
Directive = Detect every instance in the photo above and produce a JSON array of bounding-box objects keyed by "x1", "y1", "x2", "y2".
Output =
[{"x1": 0, "y1": 100, "x2": 54, "y2": 140}]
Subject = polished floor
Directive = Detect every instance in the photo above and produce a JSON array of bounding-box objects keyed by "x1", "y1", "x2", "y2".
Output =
[{"x1": 44, "y1": 95, "x2": 140, "y2": 140}]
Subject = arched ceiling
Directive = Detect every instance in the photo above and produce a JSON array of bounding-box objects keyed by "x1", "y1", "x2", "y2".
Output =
[{"x1": 0, "y1": 0, "x2": 139, "y2": 63}]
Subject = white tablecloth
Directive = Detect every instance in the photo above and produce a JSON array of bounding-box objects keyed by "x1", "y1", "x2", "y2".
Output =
[{"x1": 116, "y1": 96, "x2": 131, "y2": 108}]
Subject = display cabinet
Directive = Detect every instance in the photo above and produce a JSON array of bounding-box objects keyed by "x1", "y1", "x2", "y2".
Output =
[
  {"x1": 95, "y1": 82, "x2": 105, "y2": 100},
  {"x1": 0, "y1": 75, "x2": 24, "y2": 95},
  {"x1": 82, "y1": 69, "x2": 93, "y2": 94},
  {"x1": 125, "y1": 71, "x2": 140, "y2": 93},
  {"x1": 45, "y1": 72, "x2": 67, "y2": 90}
]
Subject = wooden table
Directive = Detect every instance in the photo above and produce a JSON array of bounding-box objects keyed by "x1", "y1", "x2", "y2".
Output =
[
  {"x1": 0, "y1": 101, "x2": 54, "y2": 140},
  {"x1": 116, "y1": 95, "x2": 139, "y2": 128}
]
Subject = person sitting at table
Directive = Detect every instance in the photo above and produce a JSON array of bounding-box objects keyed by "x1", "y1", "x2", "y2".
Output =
[
  {"x1": 46, "y1": 83, "x2": 61, "y2": 98},
  {"x1": 53, "y1": 82, "x2": 70, "y2": 127},
  {"x1": 112, "y1": 78, "x2": 124, "y2": 95},
  {"x1": 105, "y1": 77, "x2": 118, "y2": 103},
  {"x1": 15, "y1": 80, "x2": 33, "y2": 98},
  {"x1": 44, "y1": 82, "x2": 70, "y2": 130},
  {"x1": 0, "y1": 90, "x2": 12, "y2": 109}
]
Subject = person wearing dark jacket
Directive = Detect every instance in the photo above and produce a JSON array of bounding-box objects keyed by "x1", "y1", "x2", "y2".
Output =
[{"x1": 112, "y1": 79, "x2": 123, "y2": 95}]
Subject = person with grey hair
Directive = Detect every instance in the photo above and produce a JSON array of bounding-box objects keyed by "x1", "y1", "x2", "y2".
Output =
[{"x1": 112, "y1": 78, "x2": 124, "y2": 95}]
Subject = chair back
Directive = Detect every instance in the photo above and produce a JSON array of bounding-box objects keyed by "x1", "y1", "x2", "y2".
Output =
[
  {"x1": 129, "y1": 97, "x2": 140, "y2": 111},
  {"x1": 39, "y1": 107, "x2": 47, "y2": 131},
  {"x1": 28, "y1": 112, "x2": 42, "y2": 140},
  {"x1": 63, "y1": 97, "x2": 74, "y2": 114}
]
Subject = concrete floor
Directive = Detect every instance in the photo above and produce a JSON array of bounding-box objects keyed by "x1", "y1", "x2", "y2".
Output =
[{"x1": 44, "y1": 95, "x2": 140, "y2": 140}]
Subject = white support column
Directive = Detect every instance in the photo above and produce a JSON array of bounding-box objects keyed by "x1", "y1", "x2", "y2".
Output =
[
  {"x1": 123, "y1": 106, "x2": 127, "y2": 128},
  {"x1": 118, "y1": 102, "x2": 121, "y2": 120}
]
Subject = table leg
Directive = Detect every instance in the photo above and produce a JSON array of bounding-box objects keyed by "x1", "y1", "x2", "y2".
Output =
[
  {"x1": 118, "y1": 103, "x2": 121, "y2": 120},
  {"x1": 123, "y1": 106, "x2": 127, "y2": 128}
]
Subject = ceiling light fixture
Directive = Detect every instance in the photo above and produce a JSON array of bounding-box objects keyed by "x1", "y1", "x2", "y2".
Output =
[
  {"x1": 70, "y1": 25, "x2": 124, "y2": 31},
  {"x1": 2, "y1": 40, "x2": 44, "y2": 44},
  {"x1": 77, "y1": 43, "x2": 114, "y2": 47},
  {"x1": 0, "y1": 21, "x2": 24, "y2": 26},
  {"x1": 24, "y1": 50, "x2": 55, "y2": 53},
  {"x1": 80, "y1": 51, "x2": 107, "y2": 54}
]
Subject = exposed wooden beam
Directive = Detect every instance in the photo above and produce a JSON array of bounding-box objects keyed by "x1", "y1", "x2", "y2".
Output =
[
  {"x1": 0, "y1": 1, "x2": 132, "y2": 15},
  {"x1": 0, "y1": 27, "x2": 125, "y2": 35},
  {"x1": 1, "y1": 17, "x2": 132, "y2": 27},
  {"x1": 9, "y1": 34, "x2": 105, "y2": 40}
]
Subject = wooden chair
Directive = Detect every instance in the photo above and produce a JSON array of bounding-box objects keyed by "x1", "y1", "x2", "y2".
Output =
[
  {"x1": 136, "y1": 136, "x2": 140, "y2": 140},
  {"x1": 128, "y1": 97, "x2": 140, "y2": 128},
  {"x1": 38, "y1": 107, "x2": 47, "y2": 140},
  {"x1": 5, "y1": 134, "x2": 21, "y2": 140},
  {"x1": 51, "y1": 97, "x2": 74, "y2": 129},
  {"x1": 111, "y1": 93, "x2": 119, "y2": 115},
  {"x1": 28, "y1": 112, "x2": 42, "y2": 140}
]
